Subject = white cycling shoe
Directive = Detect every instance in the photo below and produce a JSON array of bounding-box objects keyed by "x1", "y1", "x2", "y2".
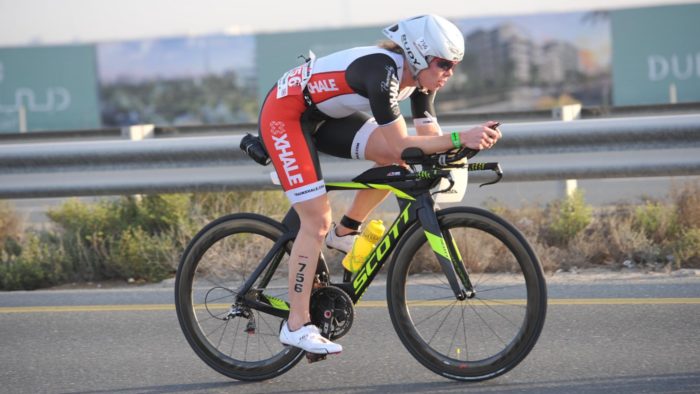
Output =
[
  {"x1": 325, "y1": 223, "x2": 358, "y2": 254},
  {"x1": 279, "y1": 321, "x2": 343, "y2": 354}
]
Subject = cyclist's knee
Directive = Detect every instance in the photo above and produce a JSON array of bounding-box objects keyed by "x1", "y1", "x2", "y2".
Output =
[
  {"x1": 294, "y1": 197, "x2": 332, "y2": 240},
  {"x1": 299, "y1": 214, "x2": 331, "y2": 241}
]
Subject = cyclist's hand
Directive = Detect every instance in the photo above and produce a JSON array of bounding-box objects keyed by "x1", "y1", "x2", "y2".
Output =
[{"x1": 459, "y1": 121, "x2": 502, "y2": 150}]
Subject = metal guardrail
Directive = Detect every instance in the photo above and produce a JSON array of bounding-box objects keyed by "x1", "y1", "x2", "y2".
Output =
[
  {"x1": 1, "y1": 114, "x2": 699, "y2": 199},
  {"x1": 2, "y1": 102, "x2": 699, "y2": 144}
]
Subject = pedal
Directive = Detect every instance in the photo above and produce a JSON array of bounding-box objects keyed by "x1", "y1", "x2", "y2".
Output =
[{"x1": 305, "y1": 352, "x2": 327, "y2": 363}]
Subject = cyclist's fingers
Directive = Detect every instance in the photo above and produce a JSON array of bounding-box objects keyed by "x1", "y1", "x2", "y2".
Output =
[{"x1": 483, "y1": 126, "x2": 500, "y2": 140}]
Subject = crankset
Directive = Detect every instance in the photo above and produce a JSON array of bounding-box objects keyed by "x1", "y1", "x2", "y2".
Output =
[
  {"x1": 305, "y1": 285, "x2": 354, "y2": 363},
  {"x1": 310, "y1": 285, "x2": 354, "y2": 340}
]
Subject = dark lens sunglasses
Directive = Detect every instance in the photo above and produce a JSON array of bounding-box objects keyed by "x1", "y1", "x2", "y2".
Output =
[{"x1": 435, "y1": 58, "x2": 458, "y2": 72}]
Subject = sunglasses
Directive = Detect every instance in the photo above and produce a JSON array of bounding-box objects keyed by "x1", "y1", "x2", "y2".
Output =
[{"x1": 434, "y1": 58, "x2": 458, "y2": 72}]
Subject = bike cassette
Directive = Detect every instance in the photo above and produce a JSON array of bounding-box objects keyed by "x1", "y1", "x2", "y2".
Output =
[{"x1": 309, "y1": 285, "x2": 354, "y2": 340}]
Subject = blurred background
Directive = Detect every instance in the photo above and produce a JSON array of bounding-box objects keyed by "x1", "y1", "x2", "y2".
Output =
[
  {"x1": 1, "y1": 0, "x2": 699, "y2": 290},
  {"x1": 1, "y1": 0, "x2": 699, "y2": 132}
]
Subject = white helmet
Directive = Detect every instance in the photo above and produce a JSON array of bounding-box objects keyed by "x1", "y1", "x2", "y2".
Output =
[{"x1": 382, "y1": 14, "x2": 465, "y2": 77}]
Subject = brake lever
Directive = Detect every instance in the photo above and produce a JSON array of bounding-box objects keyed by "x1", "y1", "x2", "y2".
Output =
[
  {"x1": 431, "y1": 172, "x2": 455, "y2": 196},
  {"x1": 478, "y1": 164, "x2": 503, "y2": 187}
]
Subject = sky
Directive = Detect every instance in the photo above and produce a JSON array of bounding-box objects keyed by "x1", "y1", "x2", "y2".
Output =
[
  {"x1": 0, "y1": 0, "x2": 697, "y2": 47},
  {"x1": 97, "y1": 35, "x2": 255, "y2": 83}
]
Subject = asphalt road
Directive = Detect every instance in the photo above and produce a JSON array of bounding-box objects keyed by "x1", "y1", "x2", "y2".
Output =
[{"x1": 1, "y1": 272, "x2": 699, "y2": 394}]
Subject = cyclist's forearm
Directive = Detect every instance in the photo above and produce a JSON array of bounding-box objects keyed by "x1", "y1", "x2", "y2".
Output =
[
  {"x1": 414, "y1": 122, "x2": 442, "y2": 136},
  {"x1": 379, "y1": 118, "x2": 454, "y2": 159},
  {"x1": 413, "y1": 114, "x2": 442, "y2": 136},
  {"x1": 399, "y1": 134, "x2": 454, "y2": 155}
]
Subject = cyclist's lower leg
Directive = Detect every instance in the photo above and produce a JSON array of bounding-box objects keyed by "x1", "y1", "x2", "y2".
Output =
[
  {"x1": 335, "y1": 188, "x2": 391, "y2": 236},
  {"x1": 286, "y1": 196, "x2": 331, "y2": 331},
  {"x1": 281, "y1": 195, "x2": 343, "y2": 355}
]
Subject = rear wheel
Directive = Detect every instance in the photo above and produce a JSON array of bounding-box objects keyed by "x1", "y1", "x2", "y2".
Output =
[
  {"x1": 175, "y1": 214, "x2": 304, "y2": 381},
  {"x1": 387, "y1": 207, "x2": 547, "y2": 381}
]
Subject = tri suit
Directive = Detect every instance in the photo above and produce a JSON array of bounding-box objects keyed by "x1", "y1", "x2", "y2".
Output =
[{"x1": 259, "y1": 46, "x2": 438, "y2": 204}]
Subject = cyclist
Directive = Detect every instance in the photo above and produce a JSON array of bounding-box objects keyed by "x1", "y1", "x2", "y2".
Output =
[{"x1": 259, "y1": 14, "x2": 502, "y2": 355}]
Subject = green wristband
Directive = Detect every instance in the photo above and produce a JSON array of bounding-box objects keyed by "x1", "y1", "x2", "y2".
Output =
[{"x1": 450, "y1": 132, "x2": 461, "y2": 148}]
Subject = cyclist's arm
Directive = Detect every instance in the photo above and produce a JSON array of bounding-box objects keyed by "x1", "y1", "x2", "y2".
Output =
[
  {"x1": 353, "y1": 57, "x2": 500, "y2": 159},
  {"x1": 377, "y1": 117, "x2": 455, "y2": 160},
  {"x1": 410, "y1": 89, "x2": 442, "y2": 137},
  {"x1": 378, "y1": 117, "x2": 502, "y2": 161}
]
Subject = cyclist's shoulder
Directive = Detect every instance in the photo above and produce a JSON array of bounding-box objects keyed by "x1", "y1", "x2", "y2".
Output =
[{"x1": 317, "y1": 46, "x2": 401, "y2": 71}]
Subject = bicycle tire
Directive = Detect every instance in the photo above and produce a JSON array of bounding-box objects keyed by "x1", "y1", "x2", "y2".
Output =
[
  {"x1": 175, "y1": 213, "x2": 304, "y2": 381},
  {"x1": 386, "y1": 206, "x2": 547, "y2": 381}
]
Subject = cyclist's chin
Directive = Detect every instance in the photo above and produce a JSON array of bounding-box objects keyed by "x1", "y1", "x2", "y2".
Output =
[{"x1": 430, "y1": 80, "x2": 445, "y2": 91}]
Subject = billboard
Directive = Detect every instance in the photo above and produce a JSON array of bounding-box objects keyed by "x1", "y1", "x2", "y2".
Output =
[
  {"x1": 257, "y1": 12, "x2": 612, "y2": 115},
  {"x1": 97, "y1": 34, "x2": 257, "y2": 126},
  {"x1": 0, "y1": 45, "x2": 100, "y2": 133},
  {"x1": 450, "y1": 11, "x2": 611, "y2": 113},
  {"x1": 0, "y1": 4, "x2": 697, "y2": 133},
  {"x1": 611, "y1": 4, "x2": 700, "y2": 105}
]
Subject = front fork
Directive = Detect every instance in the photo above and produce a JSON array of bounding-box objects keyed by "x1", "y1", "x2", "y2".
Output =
[{"x1": 416, "y1": 195, "x2": 475, "y2": 300}]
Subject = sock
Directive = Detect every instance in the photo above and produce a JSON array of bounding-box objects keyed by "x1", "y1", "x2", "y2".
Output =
[{"x1": 340, "y1": 215, "x2": 362, "y2": 231}]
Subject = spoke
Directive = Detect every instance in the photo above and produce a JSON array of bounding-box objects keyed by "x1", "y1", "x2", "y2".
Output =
[
  {"x1": 204, "y1": 319, "x2": 228, "y2": 339},
  {"x1": 198, "y1": 310, "x2": 230, "y2": 323},
  {"x1": 256, "y1": 312, "x2": 279, "y2": 357},
  {"x1": 418, "y1": 281, "x2": 452, "y2": 291},
  {"x1": 473, "y1": 296, "x2": 527, "y2": 310},
  {"x1": 461, "y1": 303, "x2": 469, "y2": 360},
  {"x1": 229, "y1": 317, "x2": 242, "y2": 358},
  {"x1": 474, "y1": 298, "x2": 523, "y2": 329},
  {"x1": 257, "y1": 318, "x2": 261, "y2": 361},
  {"x1": 468, "y1": 302, "x2": 508, "y2": 346},
  {"x1": 244, "y1": 327, "x2": 250, "y2": 362},
  {"x1": 217, "y1": 318, "x2": 229, "y2": 349},
  {"x1": 195, "y1": 274, "x2": 243, "y2": 293},
  {"x1": 427, "y1": 302, "x2": 457, "y2": 346},
  {"x1": 409, "y1": 300, "x2": 457, "y2": 328},
  {"x1": 406, "y1": 293, "x2": 458, "y2": 304},
  {"x1": 477, "y1": 284, "x2": 525, "y2": 294},
  {"x1": 447, "y1": 304, "x2": 463, "y2": 358},
  {"x1": 204, "y1": 291, "x2": 238, "y2": 304}
]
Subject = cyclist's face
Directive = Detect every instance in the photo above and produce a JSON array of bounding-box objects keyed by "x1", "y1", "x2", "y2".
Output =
[{"x1": 417, "y1": 57, "x2": 458, "y2": 91}]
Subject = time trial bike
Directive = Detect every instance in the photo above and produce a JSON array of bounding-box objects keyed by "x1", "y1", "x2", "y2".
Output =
[{"x1": 174, "y1": 146, "x2": 547, "y2": 382}]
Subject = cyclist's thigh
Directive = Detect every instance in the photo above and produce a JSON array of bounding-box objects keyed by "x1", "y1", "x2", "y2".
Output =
[
  {"x1": 259, "y1": 87, "x2": 326, "y2": 205},
  {"x1": 314, "y1": 112, "x2": 382, "y2": 160}
]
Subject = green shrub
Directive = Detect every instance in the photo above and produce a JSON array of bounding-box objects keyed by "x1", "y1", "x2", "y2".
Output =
[
  {"x1": 2, "y1": 182, "x2": 698, "y2": 290},
  {"x1": 672, "y1": 228, "x2": 700, "y2": 268},
  {"x1": 0, "y1": 233, "x2": 65, "y2": 290},
  {"x1": 543, "y1": 190, "x2": 592, "y2": 247},
  {"x1": 46, "y1": 195, "x2": 191, "y2": 282},
  {"x1": 118, "y1": 195, "x2": 191, "y2": 234},
  {"x1": 672, "y1": 182, "x2": 700, "y2": 230},
  {"x1": 633, "y1": 201, "x2": 678, "y2": 244},
  {"x1": 190, "y1": 190, "x2": 291, "y2": 221},
  {"x1": 1, "y1": 201, "x2": 23, "y2": 256},
  {"x1": 110, "y1": 227, "x2": 176, "y2": 281}
]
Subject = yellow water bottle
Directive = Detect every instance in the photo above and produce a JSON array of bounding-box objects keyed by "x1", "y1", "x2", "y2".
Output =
[{"x1": 342, "y1": 220, "x2": 385, "y2": 273}]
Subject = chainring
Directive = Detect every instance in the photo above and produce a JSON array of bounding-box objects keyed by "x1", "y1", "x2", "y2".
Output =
[{"x1": 309, "y1": 285, "x2": 354, "y2": 340}]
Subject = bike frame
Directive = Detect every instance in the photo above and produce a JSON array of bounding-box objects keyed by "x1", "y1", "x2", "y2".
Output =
[{"x1": 235, "y1": 179, "x2": 477, "y2": 318}]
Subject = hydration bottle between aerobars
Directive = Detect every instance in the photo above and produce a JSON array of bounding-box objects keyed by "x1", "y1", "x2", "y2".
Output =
[{"x1": 352, "y1": 204, "x2": 411, "y2": 295}]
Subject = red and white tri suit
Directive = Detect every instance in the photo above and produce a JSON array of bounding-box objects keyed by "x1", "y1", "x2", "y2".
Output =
[{"x1": 259, "y1": 46, "x2": 439, "y2": 204}]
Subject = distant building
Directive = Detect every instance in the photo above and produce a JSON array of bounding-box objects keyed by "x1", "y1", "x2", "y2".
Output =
[
  {"x1": 539, "y1": 41, "x2": 580, "y2": 84},
  {"x1": 465, "y1": 23, "x2": 581, "y2": 89},
  {"x1": 465, "y1": 23, "x2": 533, "y2": 88}
]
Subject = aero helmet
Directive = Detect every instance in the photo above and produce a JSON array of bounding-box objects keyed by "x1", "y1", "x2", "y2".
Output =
[{"x1": 382, "y1": 14, "x2": 465, "y2": 77}]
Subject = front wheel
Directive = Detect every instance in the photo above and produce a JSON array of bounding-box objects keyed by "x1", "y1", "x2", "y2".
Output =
[{"x1": 386, "y1": 207, "x2": 547, "y2": 381}]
